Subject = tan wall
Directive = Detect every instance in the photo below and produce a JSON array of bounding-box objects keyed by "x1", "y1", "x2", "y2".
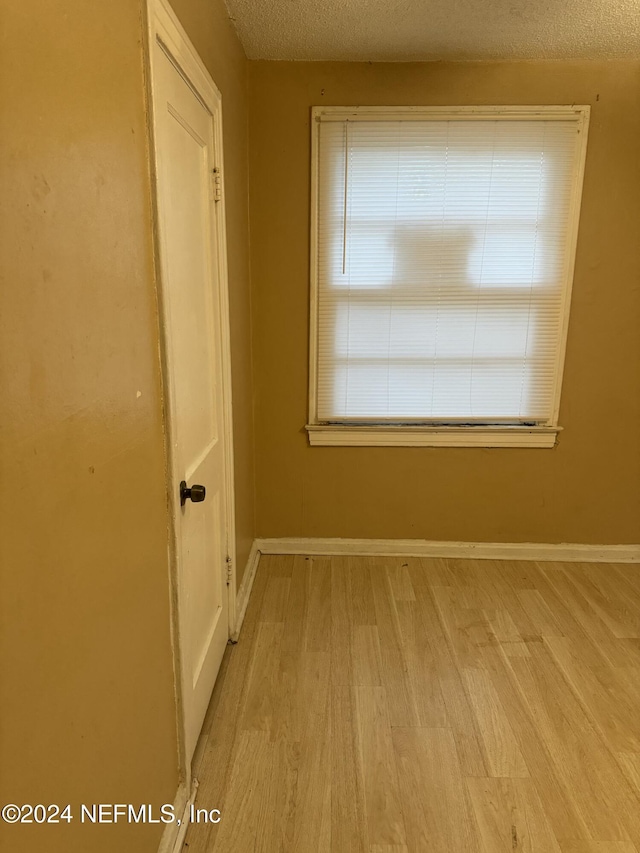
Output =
[
  {"x1": 170, "y1": 0, "x2": 256, "y2": 581},
  {"x1": 249, "y1": 61, "x2": 640, "y2": 545},
  {"x1": 0, "y1": 1, "x2": 253, "y2": 851}
]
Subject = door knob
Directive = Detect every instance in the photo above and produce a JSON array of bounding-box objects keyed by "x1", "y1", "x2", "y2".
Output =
[{"x1": 180, "y1": 481, "x2": 206, "y2": 506}]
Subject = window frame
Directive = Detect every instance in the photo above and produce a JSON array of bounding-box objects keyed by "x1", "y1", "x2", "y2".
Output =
[{"x1": 307, "y1": 105, "x2": 590, "y2": 448}]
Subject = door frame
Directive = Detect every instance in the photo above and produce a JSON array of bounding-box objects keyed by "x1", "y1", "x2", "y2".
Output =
[{"x1": 144, "y1": 0, "x2": 237, "y2": 788}]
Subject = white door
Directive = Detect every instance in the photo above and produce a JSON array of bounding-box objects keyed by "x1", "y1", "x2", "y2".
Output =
[{"x1": 152, "y1": 34, "x2": 232, "y2": 764}]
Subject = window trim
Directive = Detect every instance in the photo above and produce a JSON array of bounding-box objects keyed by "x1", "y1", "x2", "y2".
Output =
[
  {"x1": 307, "y1": 105, "x2": 590, "y2": 448},
  {"x1": 307, "y1": 425, "x2": 560, "y2": 448}
]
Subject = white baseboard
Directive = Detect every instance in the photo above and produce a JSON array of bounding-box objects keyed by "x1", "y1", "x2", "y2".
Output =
[
  {"x1": 231, "y1": 540, "x2": 261, "y2": 641},
  {"x1": 255, "y1": 537, "x2": 640, "y2": 563},
  {"x1": 158, "y1": 779, "x2": 198, "y2": 853}
]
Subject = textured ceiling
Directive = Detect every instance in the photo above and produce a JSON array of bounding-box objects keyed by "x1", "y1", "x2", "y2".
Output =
[{"x1": 224, "y1": 0, "x2": 640, "y2": 61}]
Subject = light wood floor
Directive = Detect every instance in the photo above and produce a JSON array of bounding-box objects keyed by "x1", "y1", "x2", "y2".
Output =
[{"x1": 184, "y1": 555, "x2": 640, "y2": 853}]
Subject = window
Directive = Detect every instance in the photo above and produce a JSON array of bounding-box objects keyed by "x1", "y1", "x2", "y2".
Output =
[{"x1": 307, "y1": 106, "x2": 590, "y2": 447}]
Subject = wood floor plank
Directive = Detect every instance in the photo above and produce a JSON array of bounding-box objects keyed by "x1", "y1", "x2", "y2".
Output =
[
  {"x1": 560, "y1": 565, "x2": 640, "y2": 640},
  {"x1": 262, "y1": 737, "x2": 302, "y2": 852},
  {"x1": 467, "y1": 776, "x2": 562, "y2": 853},
  {"x1": 240, "y1": 620, "x2": 284, "y2": 734},
  {"x1": 352, "y1": 624, "x2": 383, "y2": 687},
  {"x1": 382, "y1": 578, "x2": 449, "y2": 727},
  {"x1": 404, "y1": 633, "x2": 449, "y2": 728},
  {"x1": 393, "y1": 599, "x2": 421, "y2": 647},
  {"x1": 280, "y1": 554, "x2": 311, "y2": 653},
  {"x1": 445, "y1": 558, "x2": 497, "y2": 609},
  {"x1": 578, "y1": 565, "x2": 640, "y2": 618},
  {"x1": 274, "y1": 649, "x2": 330, "y2": 743},
  {"x1": 355, "y1": 686, "x2": 408, "y2": 847},
  {"x1": 260, "y1": 574, "x2": 291, "y2": 622},
  {"x1": 480, "y1": 642, "x2": 589, "y2": 842},
  {"x1": 486, "y1": 606, "x2": 525, "y2": 645},
  {"x1": 408, "y1": 561, "x2": 488, "y2": 775},
  {"x1": 620, "y1": 639, "x2": 640, "y2": 667},
  {"x1": 495, "y1": 560, "x2": 540, "y2": 591},
  {"x1": 387, "y1": 562, "x2": 416, "y2": 602},
  {"x1": 529, "y1": 562, "x2": 601, "y2": 640},
  {"x1": 485, "y1": 608, "x2": 531, "y2": 658},
  {"x1": 350, "y1": 557, "x2": 377, "y2": 626},
  {"x1": 516, "y1": 588, "x2": 566, "y2": 638},
  {"x1": 544, "y1": 637, "x2": 640, "y2": 753},
  {"x1": 431, "y1": 584, "x2": 494, "y2": 669},
  {"x1": 419, "y1": 556, "x2": 456, "y2": 586},
  {"x1": 483, "y1": 560, "x2": 542, "y2": 640},
  {"x1": 462, "y1": 667, "x2": 530, "y2": 778},
  {"x1": 370, "y1": 561, "x2": 421, "y2": 726},
  {"x1": 332, "y1": 685, "x2": 369, "y2": 853},
  {"x1": 207, "y1": 730, "x2": 276, "y2": 852},
  {"x1": 305, "y1": 556, "x2": 332, "y2": 652},
  {"x1": 331, "y1": 555, "x2": 354, "y2": 687},
  {"x1": 283, "y1": 668, "x2": 332, "y2": 852},
  {"x1": 507, "y1": 641, "x2": 640, "y2": 843},
  {"x1": 616, "y1": 752, "x2": 640, "y2": 790},
  {"x1": 266, "y1": 553, "x2": 295, "y2": 578},
  {"x1": 392, "y1": 726, "x2": 480, "y2": 852},
  {"x1": 611, "y1": 565, "x2": 640, "y2": 594},
  {"x1": 433, "y1": 644, "x2": 490, "y2": 776},
  {"x1": 538, "y1": 566, "x2": 640, "y2": 668}
]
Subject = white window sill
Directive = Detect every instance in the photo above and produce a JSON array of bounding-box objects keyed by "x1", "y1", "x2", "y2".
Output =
[{"x1": 306, "y1": 424, "x2": 560, "y2": 448}]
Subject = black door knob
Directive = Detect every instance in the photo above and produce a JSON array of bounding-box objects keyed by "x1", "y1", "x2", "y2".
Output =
[{"x1": 180, "y1": 481, "x2": 206, "y2": 506}]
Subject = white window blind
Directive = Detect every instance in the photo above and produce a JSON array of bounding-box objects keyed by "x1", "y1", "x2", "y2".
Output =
[{"x1": 312, "y1": 108, "x2": 588, "y2": 426}]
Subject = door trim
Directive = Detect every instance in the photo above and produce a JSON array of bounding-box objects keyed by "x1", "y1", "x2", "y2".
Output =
[
  {"x1": 157, "y1": 779, "x2": 198, "y2": 853},
  {"x1": 231, "y1": 540, "x2": 261, "y2": 641},
  {"x1": 144, "y1": 0, "x2": 237, "y2": 786}
]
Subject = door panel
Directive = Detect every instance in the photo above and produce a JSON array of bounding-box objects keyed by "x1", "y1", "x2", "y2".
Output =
[{"x1": 153, "y1": 42, "x2": 230, "y2": 763}]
